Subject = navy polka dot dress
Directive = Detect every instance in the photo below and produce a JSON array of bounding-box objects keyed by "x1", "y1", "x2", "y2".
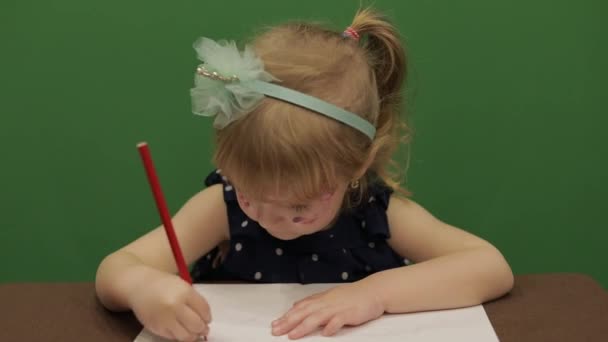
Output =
[{"x1": 191, "y1": 170, "x2": 410, "y2": 284}]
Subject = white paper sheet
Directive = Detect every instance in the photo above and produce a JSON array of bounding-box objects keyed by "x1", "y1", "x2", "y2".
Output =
[{"x1": 134, "y1": 284, "x2": 499, "y2": 342}]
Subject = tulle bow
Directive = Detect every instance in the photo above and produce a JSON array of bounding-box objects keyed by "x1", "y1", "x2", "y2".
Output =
[{"x1": 190, "y1": 37, "x2": 277, "y2": 128}]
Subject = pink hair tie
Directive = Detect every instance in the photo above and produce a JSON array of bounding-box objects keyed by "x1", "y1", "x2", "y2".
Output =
[{"x1": 342, "y1": 26, "x2": 360, "y2": 41}]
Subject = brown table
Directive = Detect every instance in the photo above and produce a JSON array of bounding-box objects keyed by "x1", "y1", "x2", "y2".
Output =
[{"x1": 1, "y1": 273, "x2": 606, "y2": 341}]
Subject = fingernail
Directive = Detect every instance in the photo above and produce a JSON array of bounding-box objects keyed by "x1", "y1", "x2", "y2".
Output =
[{"x1": 201, "y1": 326, "x2": 210, "y2": 339}]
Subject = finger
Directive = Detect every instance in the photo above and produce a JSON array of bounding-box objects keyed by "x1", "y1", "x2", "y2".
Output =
[
  {"x1": 170, "y1": 319, "x2": 197, "y2": 342},
  {"x1": 186, "y1": 290, "x2": 212, "y2": 323},
  {"x1": 288, "y1": 309, "x2": 335, "y2": 340},
  {"x1": 279, "y1": 293, "x2": 325, "y2": 323},
  {"x1": 149, "y1": 327, "x2": 174, "y2": 341},
  {"x1": 176, "y1": 306, "x2": 208, "y2": 335},
  {"x1": 272, "y1": 302, "x2": 323, "y2": 336},
  {"x1": 293, "y1": 291, "x2": 326, "y2": 308},
  {"x1": 322, "y1": 314, "x2": 346, "y2": 336}
]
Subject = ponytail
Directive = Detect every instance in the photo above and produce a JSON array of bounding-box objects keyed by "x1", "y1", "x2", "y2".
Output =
[{"x1": 351, "y1": 8, "x2": 411, "y2": 195}]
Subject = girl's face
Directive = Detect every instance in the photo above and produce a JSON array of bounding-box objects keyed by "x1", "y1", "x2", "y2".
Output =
[{"x1": 235, "y1": 182, "x2": 348, "y2": 240}]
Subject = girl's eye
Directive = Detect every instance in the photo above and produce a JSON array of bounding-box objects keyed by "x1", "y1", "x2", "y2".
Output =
[{"x1": 291, "y1": 205, "x2": 309, "y2": 213}]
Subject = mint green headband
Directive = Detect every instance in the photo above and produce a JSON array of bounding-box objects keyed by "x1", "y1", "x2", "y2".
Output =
[{"x1": 190, "y1": 37, "x2": 376, "y2": 140}]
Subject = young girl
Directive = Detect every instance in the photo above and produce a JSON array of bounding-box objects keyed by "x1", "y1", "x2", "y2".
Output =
[{"x1": 96, "y1": 8, "x2": 513, "y2": 342}]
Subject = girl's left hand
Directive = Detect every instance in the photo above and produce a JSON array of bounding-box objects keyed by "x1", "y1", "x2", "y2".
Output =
[{"x1": 271, "y1": 281, "x2": 385, "y2": 339}]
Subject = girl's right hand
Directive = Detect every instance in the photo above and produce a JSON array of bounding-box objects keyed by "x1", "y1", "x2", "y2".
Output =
[{"x1": 128, "y1": 270, "x2": 212, "y2": 341}]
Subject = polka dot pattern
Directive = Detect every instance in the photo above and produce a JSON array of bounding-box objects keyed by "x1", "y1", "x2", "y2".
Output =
[{"x1": 191, "y1": 169, "x2": 405, "y2": 284}]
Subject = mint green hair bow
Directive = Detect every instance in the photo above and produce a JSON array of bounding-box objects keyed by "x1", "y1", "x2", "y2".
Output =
[{"x1": 190, "y1": 37, "x2": 376, "y2": 140}]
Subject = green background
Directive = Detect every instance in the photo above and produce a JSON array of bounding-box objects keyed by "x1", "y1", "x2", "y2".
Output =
[{"x1": 1, "y1": 1, "x2": 606, "y2": 286}]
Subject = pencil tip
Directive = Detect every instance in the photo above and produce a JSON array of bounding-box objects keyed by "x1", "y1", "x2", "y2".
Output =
[{"x1": 136, "y1": 142, "x2": 148, "y2": 148}]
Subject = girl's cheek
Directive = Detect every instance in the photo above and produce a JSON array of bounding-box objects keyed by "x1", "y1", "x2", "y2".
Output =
[
  {"x1": 321, "y1": 191, "x2": 335, "y2": 201},
  {"x1": 237, "y1": 193, "x2": 250, "y2": 208}
]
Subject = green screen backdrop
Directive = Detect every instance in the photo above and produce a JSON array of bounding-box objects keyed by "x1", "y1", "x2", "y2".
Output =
[{"x1": 1, "y1": 1, "x2": 606, "y2": 286}]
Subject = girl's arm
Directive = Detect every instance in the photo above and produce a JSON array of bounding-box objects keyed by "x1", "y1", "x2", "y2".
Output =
[
  {"x1": 272, "y1": 196, "x2": 513, "y2": 339},
  {"x1": 371, "y1": 196, "x2": 514, "y2": 313},
  {"x1": 95, "y1": 184, "x2": 229, "y2": 311}
]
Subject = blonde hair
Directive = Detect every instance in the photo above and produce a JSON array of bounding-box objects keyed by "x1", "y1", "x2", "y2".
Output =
[{"x1": 214, "y1": 8, "x2": 411, "y2": 206}]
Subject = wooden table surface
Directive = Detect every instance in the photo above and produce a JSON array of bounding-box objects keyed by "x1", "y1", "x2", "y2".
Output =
[{"x1": 1, "y1": 273, "x2": 606, "y2": 341}]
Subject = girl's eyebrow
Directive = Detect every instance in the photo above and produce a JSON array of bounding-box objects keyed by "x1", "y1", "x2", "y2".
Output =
[{"x1": 239, "y1": 193, "x2": 292, "y2": 205}]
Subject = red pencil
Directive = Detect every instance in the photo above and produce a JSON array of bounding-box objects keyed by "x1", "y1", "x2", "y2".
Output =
[{"x1": 137, "y1": 142, "x2": 192, "y2": 284}]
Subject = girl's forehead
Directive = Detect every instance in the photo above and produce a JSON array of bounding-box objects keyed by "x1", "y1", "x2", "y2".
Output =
[
  {"x1": 240, "y1": 189, "x2": 310, "y2": 204},
  {"x1": 229, "y1": 173, "x2": 343, "y2": 202},
  {"x1": 238, "y1": 186, "x2": 339, "y2": 204}
]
